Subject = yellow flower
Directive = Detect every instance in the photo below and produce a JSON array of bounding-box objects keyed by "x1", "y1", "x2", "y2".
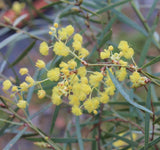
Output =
[
  {"x1": 19, "y1": 68, "x2": 28, "y2": 75},
  {"x1": 119, "y1": 60, "x2": 128, "y2": 66},
  {"x1": 12, "y1": 86, "x2": 18, "y2": 92},
  {"x1": 69, "y1": 95, "x2": 80, "y2": 106},
  {"x1": 54, "y1": 23, "x2": 58, "y2": 28},
  {"x1": 66, "y1": 25, "x2": 74, "y2": 36},
  {"x1": 51, "y1": 94, "x2": 62, "y2": 105},
  {"x1": 17, "y1": 100, "x2": 27, "y2": 109},
  {"x1": 59, "y1": 62, "x2": 69, "y2": 68},
  {"x1": 72, "y1": 40, "x2": 82, "y2": 50},
  {"x1": 35, "y1": 59, "x2": 46, "y2": 69},
  {"x1": 130, "y1": 71, "x2": 140, "y2": 83},
  {"x1": 67, "y1": 59, "x2": 77, "y2": 69},
  {"x1": 12, "y1": 1, "x2": 25, "y2": 15},
  {"x1": 100, "y1": 49, "x2": 110, "y2": 59},
  {"x1": 81, "y1": 77, "x2": 88, "y2": 84},
  {"x1": 58, "y1": 28, "x2": 68, "y2": 40},
  {"x1": 39, "y1": 42, "x2": 49, "y2": 56},
  {"x1": 118, "y1": 41, "x2": 134, "y2": 59},
  {"x1": 47, "y1": 68, "x2": 60, "y2": 81},
  {"x1": 72, "y1": 106, "x2": 82, "y2": 116},
  {"x1": 77, "y1": 66, "x2": 86, "y2": 77},
  {"x1": 73, "y1": 33, "x2": 83, "y2": 43},
  {"x1": 108, "y1": 45, "x2": 114, "y2": 51},
  {"x1": 2, "y1": 80, "x2": 12, "y2": 90},
  {"x1": 53, "y1": 41, "x2": 69, "y2": 56},
  {"x1": 20, "y1": 82, "x2": 28, "y2": 92},
  {"x1": 89, "y1": 72, "x2": 103, "y2": 87},
  {"x1": 100, "y1": 92, "x2": 109, "y2": 104},
  {"x1": 84, "y1": 99, "x2": 94, "y2": 113},
  {"x1": 37, "y1": 90, "x2": 46, "y2": 99},
  {"x1": 78, "y1": 48, "x2": 89, "y2": 58},
  {"x1": 25, "y1": 76, "x2": 34, "y2": 87},
  {"x1": 116, "y1": 67, "x2": 127, "y2": 81}
]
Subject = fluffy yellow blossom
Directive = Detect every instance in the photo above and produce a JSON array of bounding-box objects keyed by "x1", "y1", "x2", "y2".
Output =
[
  {"x1": 19, "y1": 68, "x2": 28, "y2": 75},
  {"x1": 118, "y1": 41, "x2": 134, "y2": 59},
  {"x1": 108, "y1": 45, "x2": 114, "y2": 51},
  {"x1": 73, "y1": 33, "x2": 83, "y2": 43},
  {"x1": 78, "y1": 48, "x2": 89, "y2": 58},
  {"x1": 130, "y1": 71, "x2": 140, "y2": 83},
  {"x1": 93, "y1": 110, "x2": 98, "y2": 115},
  {"x1": 58, "y1": 28, "x2": 68, "y2": 40},
  {"x1": 66, "y1": 25, "x2": 74, "y2": 36},
  {"x1": 69, "y1": 95, "x2": 80, "y2": 106},
  {"x1": 100, "y1": 92, "x2": 109, "y2": 104},
  {"x1": 81, "y1": 84, "x2": 91, "y2": 95},
  {"x1": 68, "y1": 59, "x2": 77, "y2": 69},
  {"x1": 78, "y1": 66, "x2": 87, "y2": 77},
  {"x1": 116, "y1": 67, "x2": 127, "y2": 81},
  {"x1": 119, "y1": 60, "x2": 128, "y2": 66},
  {"x1": 106, "y1": 86, "x2": 116, "y2": 96},
  {"x1": 84, "y1": 98, "x2": 99, "y2": 113},
  {"x1": 39, "y1": 42, "x2": 49, "y2": 56},
  {"x1": 111, "y1": 53, "x2": 121, "y2": 62},
  {"x1": 25, "y1": 76, "x2": 34, "y2": 87},
  {"x1": 47, "y1": 68, "x2": 60, "y2": 81},
  {"x1": 37, "y1": 90, "x2": 46, "y2": 99},
  {"x1": 72, "y1": 106, "x2": 82, "y2": 116},
  {"x1": 54, "y1": 23, "x2": 58, "y2": 28},
  {"x1": 35, "y1": 59, "x2": 46, "y2": 69},
  {"x1": 12, "y1": 1, "x2": 25, "y2": 15},
  {"x1": 53, "y1": 41, "x2": 69, "y2": 56},
  {"x1": 100, "y1": 49, "x2": 110, "y2": 59},
  {"x1": 20, "y1": 82, "x2": 28, "y2": 92},
  {"x1": 118, "y1": 41, "x2": 129, "y2": 51},
  {"x1": 17, "y1": 100, "x2": 27, "y2": 109},
  {"x1": 52, "y1": 94, "x2": 62, "y2": 105},
  {"x1": 89, "y1": 72, "x2": 103, "y2": 87},
  {"x1": 61, "y1": 68, "x2": 70, "y2": 76},
  {"x1": 72, "y1": 41, "x2": 82, "y2": 50},
  {"x1": 81, "y1": 77, "x2": 88, "y2": 84},
  {"x1": 12, "y1": 86, "x2": 18, "y2": 92},
  {"x1": 2, "y1": 80, "x2": 12, "y2": 90},
  {"x1": 59, "y1": 62, "x2": 69, "y2": 68}
]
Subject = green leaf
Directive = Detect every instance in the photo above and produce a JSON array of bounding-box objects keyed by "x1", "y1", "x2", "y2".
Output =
[
  {"x1": 49, "y1": 105, "x2": 60, "y2": 135},
  {"x1": 40, "y1": 1, "x2": 62, "y2": 10},
  {"x1": 76, "y1": 116, "x2": 84, "y2": 150},
  {"x1": 140, "y1": 136, "x2": 160, "y2": 150},
  {"x1": 144, "y1": 85, "x2": 151, "y2": 149},
  {"x1": 91, "y1": 0, "x2": 131, "y2": 15},
  {"x1": 107, "y1": 68, "x2": 152, "y2": 114},
  {"x1": 9, "y1": 40, "x2": 36, "y2": 67},
  {"x1": 26, "y1": 137, "x2": 95, "y2": 143},
  {"x1": 0, "y1": 32, "x2": 22, "y2": 50},
  {"x1": 146, "y1": 0, "x2": 159, "y2": 20},
  {"x1": 3, "y1": 127, "x2": 27, "y2": 150},
  {"x1": 142, "y1": 55, "x2": 160, "y2": 69}
]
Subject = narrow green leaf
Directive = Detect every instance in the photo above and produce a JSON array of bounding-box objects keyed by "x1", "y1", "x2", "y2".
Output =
[
  {"x1": 88, "y1": 16, "x2": 116, "y2": 59},
  {"x1": 142, "y1": 55, "x2": 160, "y2": 69},
  {"x1": 26, "y1": 137, "x2": 95, "y2": 143},
  {"x1": 9, "y1": 40, "x2": 36, "y2": 67},
  {"x1": 49, "y1": 105, "x2": 60, "y2": 135},
  {"x1": 76, "y1": 116, "x2": 84, "y2": 150},
  {"x1": 108, "y1": 68, "x2": 152, "y2": 114},
  {"x1": 3, "y1": 127, "x2": 27, "y2": 150},
  {"x1": 144, "y1": 85, "x2": 151, "y2": 149},
  {"x1": 141, "y1": 137, "x2": 160, "y2": 150},
  {"x1": 146, "y1": 0, "x2": 159, "y2": 20},
  {"x1": 40, "y1": 1, "x2": 62, "y2": 10},
  {"x1": 92, "y1": 0, "x2": 131, "y2": 15},
  {"x1": 0, "y1": 32, "x2": 22, "y2": 50}
]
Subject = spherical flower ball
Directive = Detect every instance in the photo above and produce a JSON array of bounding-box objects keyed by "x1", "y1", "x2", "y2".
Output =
[
  {"x1": 66, "y1": 25, "x2": 74, "y2": 36},
  {"x1": 19, "y1": 68, "x2": 28, "y2": 75},
  {"x1": 37, "y1": 90, "x2": 46, "y2": 99},
  {"x1": 39, "y1": 42, "x2": 49, "y2": 56},
  {"x1": 47, "y1": 68, "x2": 60, "y2": 81},
  {"x1": 17, "y1": 100, "x2": 27, "y2": 109},
  {"x1": 73, "y1": 33, "x2": 83, "y2": 43},
  {"x1": 71, "y1": 106, "x2": 82, "y2": 116},
  {"x1": 3, "y1": 80, "x2": 12, "y2": 90},
  {"x1": 35, "y1": 59, "x2": 46, "y2": 69}
]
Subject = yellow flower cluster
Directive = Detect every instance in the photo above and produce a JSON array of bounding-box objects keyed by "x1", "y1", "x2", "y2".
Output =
[
  {"x1": 2, "y1": 23, "x2": 149, "y2": 116},
  {"x1": 130, "y1": 71, "x2": 148, "y2": 88}
]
